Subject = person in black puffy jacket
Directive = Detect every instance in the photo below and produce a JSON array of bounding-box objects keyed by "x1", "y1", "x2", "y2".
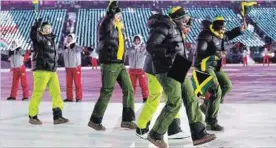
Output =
[
  {"x1": 194, "y1": 16, "x2": 246, "y2": 131},
  {"x1": 145, "y1": 7, "x2": 216, "y2": 148},
  {"x1": 28, "y1": 18, "x2": 69, "y2": 125},
  {"x1": 88, "y1": 1, "x2": 136, "y2": 131}
]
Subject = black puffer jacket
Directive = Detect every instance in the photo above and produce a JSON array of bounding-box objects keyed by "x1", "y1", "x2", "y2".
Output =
[
  {"x1": 97, "y1": 15, "x2": 124, "y2": 64},
  {"x1": 194, "y1": 26, "x2": 242, "y2": 68},
  {"x1": 146, "y1": 14, "x2": 187, "y2": 74},
  {"x1": 30, "y1": 23, "x2": 58, "y2": 72}
]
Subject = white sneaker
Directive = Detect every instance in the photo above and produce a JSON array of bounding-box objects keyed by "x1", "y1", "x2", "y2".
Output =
[
  {"x1": 168, "y1": 131, "x2": 190, "y2": 139},
  {"x1": 136, "y1": 132, "x2": 148, "y2": 140}
]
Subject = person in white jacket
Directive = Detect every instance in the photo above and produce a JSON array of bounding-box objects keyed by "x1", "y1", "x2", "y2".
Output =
[
  {"x1": 63, "y1": 33, "x2": 84, "y2": 102},
  {"x1": 7, "y1": 41, "x2": 29, "y2": 101}
]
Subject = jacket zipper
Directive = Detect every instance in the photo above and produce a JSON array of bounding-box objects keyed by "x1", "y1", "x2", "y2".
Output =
[{"x1": 52, "y1": 39, "x2": 56, "y2": 71}]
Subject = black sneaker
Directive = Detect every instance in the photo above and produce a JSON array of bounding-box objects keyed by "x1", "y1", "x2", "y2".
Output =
[
  {"x1": 7, "y1": 97, "x2": 16, "y2": 100},
  {"x1": 63, "y1": 99, "x2": 73, "y2": 102},
  {"x1": 76, "y1": 98, "x2": 82, "y2": 102},
  {"x1": 22, "y1": 97, "x2": 28, "y2": 101}
]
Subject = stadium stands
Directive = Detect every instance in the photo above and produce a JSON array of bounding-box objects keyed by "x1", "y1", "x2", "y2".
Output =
[
  {"x1": 163, "y1": 8, "x2": 264, "y2": 47},
  {"x1": 0, "y1": 9, "x2": 66, "y2": 50},
  {"x1": 75, "y1": 8, "x2": 264, "y2": 49},
  {"x1": 248, "y1": 8, "x2": 276, "y2": 41}
]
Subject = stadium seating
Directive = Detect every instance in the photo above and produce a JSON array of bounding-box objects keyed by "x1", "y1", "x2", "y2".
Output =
[
  {"x1": 163, "y1": 8, "x2": 264, "y2": 47},
  {"x1": 248, "y1": 8, "x2": 276, "y2": 41},
  {"x1": 0, "y1": 9, "x2": 66, "y2": 50},
  {"x1": 75, "y1": 8, "x2": 264, "y2": 49}
]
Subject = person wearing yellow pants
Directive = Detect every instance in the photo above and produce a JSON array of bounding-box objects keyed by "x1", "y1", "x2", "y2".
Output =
[
  {"x1": 136, "y1": 72, "x2": 190, "y2": 139},
  {"x1": 28, "y1": 18, "x2": 69, "y2": 125}
]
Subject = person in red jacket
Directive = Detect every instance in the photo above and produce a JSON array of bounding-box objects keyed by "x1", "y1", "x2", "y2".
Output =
[
  {"x1": 63, "y1": 33, "x2": 84, "y2": 102},
  {"x1": 7, "y1": 41, "x2": 29, "y2": 101}
]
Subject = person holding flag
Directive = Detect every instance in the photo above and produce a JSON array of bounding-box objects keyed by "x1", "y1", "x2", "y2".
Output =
[
  {"x1": 88, "y1": 1, "x2": 136, "y2": 131},
  {"x1": 28, "y1": 18, "x2": 69, "y2": 125},
  {"x1": 194, "y1": 16, "x2": 247, "y2": 131}
]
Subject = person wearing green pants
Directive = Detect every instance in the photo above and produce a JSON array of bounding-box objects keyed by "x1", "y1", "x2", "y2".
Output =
[
  {"x1": 145, "y1": 7, "x2": 216, "y2": 148},
  {"x1": 194, "y1": 17, "x2": 246, "y2": 131},
  {"x1": 28, "y1": 18, "x2": 69, "y2": 125},
  {"x1": 88, "y1": 1, "x2": 136, "y2": 131},
  {"x1": 136, "y1": 66, "x2": 189, "y2": 140}
]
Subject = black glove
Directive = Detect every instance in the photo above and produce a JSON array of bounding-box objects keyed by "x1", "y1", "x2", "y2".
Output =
[
  {"x1": 34, "y1": 18, "x2": 42, "y2": 27},
  {"x1": 106, "y1": 1, "x2": 119, "y2": 17}
]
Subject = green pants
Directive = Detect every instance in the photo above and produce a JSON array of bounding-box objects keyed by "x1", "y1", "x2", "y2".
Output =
[
  {"x1": 137, "y1": 73, "x2": 180, "y2": 129},
  {"x1": 205, "y1": 68, "x2": 232, "y2": 124},
  {"x1": 90, "y1": 63, "x2": 135, "y2": 123},
  {"x1": 29, "y1": 71, "x2": 64, "y2": 117},
  {"x1": 182, "y1": 75, "x2": 204, "y2": 124},
  {"x1": 150, "y1": 73, "x2": 182, "y2": 136}
]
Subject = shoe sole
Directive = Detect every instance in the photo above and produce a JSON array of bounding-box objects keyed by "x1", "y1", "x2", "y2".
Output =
[
  {"x1": 168, "y1": 135, "x2": 190, "y2": 139},
  {"x1": 29, "y1": 121, "x2": 42, "y2": 125},
  {"x1": 135, "y1": 133, "x2": 147, "y2": 140},
  {"x1": 147, "y1": 136, "x2": 168, "y2": 148},
  {"x1": 206, "y1": 126, "x2": 224, "y2": 131},
  {"x1": 193, "y1": 135, "x2": 216, "y2": 146},
  {"x1": 88, "y1": 123, "x2": 106, "y2": 131},
  {"x1": 121, "y1": 123, "x2": 137, "y2": 129},
  {"x1": 54, "y1": 120, "x2": 69, "y2": 125}
]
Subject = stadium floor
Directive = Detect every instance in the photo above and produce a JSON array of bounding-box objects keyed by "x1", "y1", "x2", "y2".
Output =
[{"x1": 1, "y1": 64, "x2": 276, "y2": 147}]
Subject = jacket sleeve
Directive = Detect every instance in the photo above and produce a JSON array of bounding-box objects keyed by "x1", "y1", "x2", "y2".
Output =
[
  {"x1": 141, "y1": 44, "x2": 147, "y2": 55},
  {"x1": 8, "y1": 50, "x2": 14, "y2": 57},
  {"x1": 146, "y1": 26, "x2": 169, "y2": 59},
  {"x1": 101, "y1": 15, "x2": 113, "y2": 33},
  {"x1": 224, "y1": 27, "x2": 242, "y2": 41},
  {"x1": 74, "y1": 45, "x2": 84, "y2": 52},
  {"x1": 195, "y1": 32, "x2": 211, "y2": 59},
  {"x1": 30, "y1": 25, "x2": 43, "y2": 43}
]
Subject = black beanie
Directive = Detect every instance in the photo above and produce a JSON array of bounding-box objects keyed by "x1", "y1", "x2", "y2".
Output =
[
  {"x1": 41, "y1": 22, "x2": 51, "y2": 28},
  {"x1": 115, "y1": 7, "x2": 122, "y2": 14},
  {"x1": 169, "y1": 6, "x2": 188, "y2": 20}
]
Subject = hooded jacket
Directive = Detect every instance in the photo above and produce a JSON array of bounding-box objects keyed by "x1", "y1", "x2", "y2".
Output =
[
  {"x1": 63, "y1": 33, "x2": 83, "y2": 68},
  {"x1": 194, "y1": 24, "x2": 242, "y2": 70},
  {"x1": 126, "y1": 35, "x2": 147, "y2": 69},
  {"x1": 8, "y1": 42, "x2": 25, "y2": 68},
  {"x1": 146, "y1": 14, "x2": 187, "y2": 74},
  {"x1": 30, "y1": 22, "x2": 58, "y2": 72}
]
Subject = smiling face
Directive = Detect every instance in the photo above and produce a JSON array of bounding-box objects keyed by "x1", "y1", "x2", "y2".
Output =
[
  {"x1": 115, "y1": 12, "x2": 122, "y2": 22},
  {"x1": 42, "y1": 25, "x2": 52, "y2": 34},
  {"x1": 174, "y1": 15, "x2": 192, "y2": 35}
]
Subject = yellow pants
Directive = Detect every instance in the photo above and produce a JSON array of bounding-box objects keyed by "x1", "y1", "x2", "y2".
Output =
[
  {"x1": 137, "y1": 73, "x2": 180, "y2": 129},
  {"x1": 28, "y1": 71, "x2": 64, "y2": 117}
]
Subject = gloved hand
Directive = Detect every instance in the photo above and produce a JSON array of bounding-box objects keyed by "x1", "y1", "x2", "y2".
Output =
[
  {"x1": 34, "y1": 18, "x2": 43, "y2": 27},
  {"x1": 106, "y1": 1, "x2": 119, "y2": 17}
]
